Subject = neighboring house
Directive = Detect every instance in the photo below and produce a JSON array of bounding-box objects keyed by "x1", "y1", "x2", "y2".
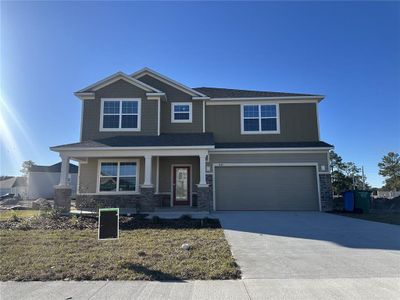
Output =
[
  {"x1": 0, "y1": 177, "x2": 27, "y2": 198},
  {"x1": 51, "y1": 67, "x2": 333, "y2": 212},
  {"x1": 27, "y1": 163, "x2": 78, "y2": 199},
  {"x1": 376, "y1": 191, "x2": 400, "y2": 199}
]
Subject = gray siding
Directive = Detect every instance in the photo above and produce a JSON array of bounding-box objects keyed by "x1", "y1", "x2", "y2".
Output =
[
  {"x1": 81, "y1": 79, "x2": 158, "y2": 141},
  {"x1": 78, "y1": 157, "x2": 157, "y2": 194},
  {"x1": 206, "y1": 103, "x2": 319, "y2": 143},
  {"x1": 215, "y1": 166, "x2": 319, "y2": 211},
  {"x1": 138, "y1": 75, "x2": 204, "y2": 133},
  {"x1": 208, "y1": 152, "x2": 329, "y2": 171},
  {"x1": 158, "y1": 156, "x2": 200, "y2": 193}
]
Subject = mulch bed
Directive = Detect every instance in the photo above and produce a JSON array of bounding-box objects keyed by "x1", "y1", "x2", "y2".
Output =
[{"x1": 0, "y1": 214, "x2": 221, "y2": 231}]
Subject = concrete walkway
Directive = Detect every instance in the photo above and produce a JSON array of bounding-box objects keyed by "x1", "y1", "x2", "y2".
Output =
[{"x1": 1, "y1": 278, "x2": 400, "y2": 300}]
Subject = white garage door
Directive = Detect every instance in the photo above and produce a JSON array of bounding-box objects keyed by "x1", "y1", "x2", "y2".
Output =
[{"x1": 215, "y1": 165, "x2": 320, "y2": 211}]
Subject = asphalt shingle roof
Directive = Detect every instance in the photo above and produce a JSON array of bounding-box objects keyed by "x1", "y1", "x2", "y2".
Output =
[
  {"x1": 0, "y1": 177, "x2": 27, "y2": 189},
  {"x1": 52, "y1": 133, "x2": 215, "y2": 149},
  {"x1": 52, "y1": 135, "x2": 333, "y2": 150},
  {"x1": 30, "y1": 163, "x2": 79, "y2": 173},
  {"x1": 193, "y1": 87, "x2": 321, "y2": 99},
  {"x1": 215, "y1": 141, "x2": 333, "y2": 149}
]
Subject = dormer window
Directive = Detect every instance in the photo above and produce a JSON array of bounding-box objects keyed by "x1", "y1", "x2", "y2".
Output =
[
  {"x1": 171, "y1": 102, "x2": 192, "y2": 123},
  {"x1": 241, "y1": 103, "x2": 280, "y2": 134},
  {"x1": 100, "y1": 98, "x2": 141, "y2": 131}
]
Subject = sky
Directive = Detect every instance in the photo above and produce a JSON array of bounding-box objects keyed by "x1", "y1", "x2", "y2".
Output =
[{"x1": 1, "y1": 1, "x2": 399, "y2": 187}]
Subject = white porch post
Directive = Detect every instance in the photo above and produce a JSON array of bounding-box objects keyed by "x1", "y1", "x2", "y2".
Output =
[
  {"x1": 198, "y1": 154, "x2": 208, "y2": 186},
  {"x1": 58, "y1": 154, "x2": 70, "y2": 186},
  {"x1": 143, "y1": 154, "x2": 153, "y2": 187}
]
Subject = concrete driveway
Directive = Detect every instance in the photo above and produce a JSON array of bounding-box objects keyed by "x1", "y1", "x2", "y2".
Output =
[{"x1": 216, "y1": 212, "x2": 400, "y2": 279}]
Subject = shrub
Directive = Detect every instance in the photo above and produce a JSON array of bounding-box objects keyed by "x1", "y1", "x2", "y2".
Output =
[
  {"x1": 40, "y1": 209, "x2": 62, "y2": 220},
  {"x1": 152, "y1": 215, "x2": 162, "y2": 224},
  {"x1": 70, "y1": 215, "x2": 79, "y2": 226},
  {"x1": 9, "y1": 212, "x2": 20, "y2": 222},
  {"x1": 17, "y1": 219, "x2": 32, "y2": 230},
  {"x1": 180, "y1": 214, "x2": 192, "y2": 221},
  {"x1": 133, "y1": 214, "x2": 147, "y2": 221}
]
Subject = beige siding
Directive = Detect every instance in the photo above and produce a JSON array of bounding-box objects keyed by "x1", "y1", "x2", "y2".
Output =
[
  {"x1": 158, "y1": 156, "x2": 200, "y2": 193},
  {"x1": 138, "y1": 75, "x2": 204, "y2": 133},
  {"x1": 208, "y1": 152, "x2": 329, "y2": 171},
  {"x1": 206, "y1": 103, "x2": 319, "y2": 143},
  {"x1": 81, "y1": 79, "x2": 158, "y2": 141}
]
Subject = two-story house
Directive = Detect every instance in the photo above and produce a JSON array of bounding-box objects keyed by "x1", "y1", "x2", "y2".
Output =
[{"x1": 51, "y1": 68, "x2": 333, "y2": 212}]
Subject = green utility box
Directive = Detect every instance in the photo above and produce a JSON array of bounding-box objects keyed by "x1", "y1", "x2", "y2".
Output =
[{"x1": 353, "y1": 190, "x2": 371, "y2": 213}]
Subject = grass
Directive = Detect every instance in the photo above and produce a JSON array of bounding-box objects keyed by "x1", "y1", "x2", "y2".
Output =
[
  {"x1": 333, "y1": 212, "x2": 400, "y2": 225},
  {"x1": 0, "y1": 227, "x2": 240, "y2": 281},
  {"x1": 0, "y1": 210, "x2": 40, "y2": 221}
]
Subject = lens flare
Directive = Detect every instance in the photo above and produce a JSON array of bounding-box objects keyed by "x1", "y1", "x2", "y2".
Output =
[{"x1": 0, "y1": 94, "x2": 39, "y2": 175}]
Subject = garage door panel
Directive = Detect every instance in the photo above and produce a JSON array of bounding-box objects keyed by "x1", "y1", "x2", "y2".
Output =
[{"x1": 215, "y1": 166, "x2": 319, "y2": 211}]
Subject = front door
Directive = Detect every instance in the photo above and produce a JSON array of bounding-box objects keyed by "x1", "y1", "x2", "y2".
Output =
[{"x1": 173, "y1": 166, "x2": 190, "y2": 206}]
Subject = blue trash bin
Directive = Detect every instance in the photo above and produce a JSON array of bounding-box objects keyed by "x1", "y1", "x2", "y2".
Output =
[{"x1": 343, "y1": 191, "x2": 355, "y2": 212}]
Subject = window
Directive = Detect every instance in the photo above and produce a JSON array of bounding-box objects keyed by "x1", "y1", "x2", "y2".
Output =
[
  {"x1": 171, "y1": 102, "x2": 192, "y2": 123},
  {"x1": 241, "y1": 104, "x2": 279, "y2": 134},
  {"x1": 98, "y1": 161, "x2": 138, "y2": 193},
  {"x1": 101, "y1": 99, "x2": 141, "y2": 131}
]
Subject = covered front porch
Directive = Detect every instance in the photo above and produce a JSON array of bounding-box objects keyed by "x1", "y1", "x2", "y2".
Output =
[{"x1": 52, "y1": 145, "x2": 213, "y2": 213}]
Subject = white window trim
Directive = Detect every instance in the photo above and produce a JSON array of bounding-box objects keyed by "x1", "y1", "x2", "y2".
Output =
[
  {"x1": 240, "y1": 103, "x2": 280, "y2": 134},
  {"x1": 100, "y1": 98, "x2": 141, "y2": 132},
  {"x1": 171, "y1": 102, "x2": 192, "y2": 123},
  {"x1": 96, "y1": 159, "x2": 140, "y2": 194}
]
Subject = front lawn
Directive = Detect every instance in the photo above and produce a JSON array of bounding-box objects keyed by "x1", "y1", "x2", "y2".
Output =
[
  {"x1": 332, "y1": 212, "x2": 400, "y2": 225},
  {"x1": 0, "y1": 216, "x2": 240, "y2": 281}
]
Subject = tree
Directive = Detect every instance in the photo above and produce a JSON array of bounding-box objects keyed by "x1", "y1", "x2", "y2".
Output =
[
  {"x1": 20, "y1": 160, "x2": 35, "y2": 177},
  {"x1": 378, "y1": 152, "x2": 400, "y2": 191},
  {"x1": 330, "y1": 150, "x2": 352, "y2": 194},
  {"x1": 329, "y1": 150, "x2": 346, "y2": 173},
  {"x1": 329, "y1": 150, "x2": 368, "y2": 194}
]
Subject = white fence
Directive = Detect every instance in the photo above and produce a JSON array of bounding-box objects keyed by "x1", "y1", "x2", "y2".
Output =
[{"x1": 376, "y1": 191, "x2": 400, "y2": 199}]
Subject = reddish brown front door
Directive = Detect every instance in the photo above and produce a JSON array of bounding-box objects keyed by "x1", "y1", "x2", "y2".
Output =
[{"x1": 173, "y1": 166, "x2": 190, "y2": 206}]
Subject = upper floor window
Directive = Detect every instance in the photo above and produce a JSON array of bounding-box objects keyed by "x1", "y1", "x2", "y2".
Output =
[
  {"x1": 241, "y1": 104, "x2": 280, "y2": 134},
  {"x1": 100, "y1": 98, "x2": 141, "y2": 131},
  {"x1": 171, "y1": 102, "x2": 192, "y2": 123}
]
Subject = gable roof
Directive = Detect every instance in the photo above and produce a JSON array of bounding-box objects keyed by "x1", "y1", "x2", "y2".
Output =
[
  {"x1": 194, "y1": 87, "x2": 323, "y2": 99},
  {"x1": 131, "y1": 67, "x2": 209, "y2": 98},
  {"x1": 29, "y1": 163, "x2": 79, "y2": 173},
  {"x1": 75, "y1": 71, "x2": 163, "y2": 98},
  {"x1": 75, "y1": 68, "x2": 324, "y2": 102}
]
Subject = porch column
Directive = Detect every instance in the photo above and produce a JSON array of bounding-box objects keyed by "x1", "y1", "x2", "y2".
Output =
[
  {"x1": 58, "y1": 154, "x2": 70, "y2": 186},
  {"x1": 198, "y1": 154, "x2": 208, "y2": 187},
  {"x1": 54, "y1": 153, "x2": 71, "y2": 214},
  {"x1": 143, "y1": 154, "x2": 153, "y2": 187}
]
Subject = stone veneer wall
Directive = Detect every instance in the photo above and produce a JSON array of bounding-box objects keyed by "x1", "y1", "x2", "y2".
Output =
[
  {"x1": 319, "y1": 173, "x2": 333, "y2": 211},
  {"x1": 54, "y1": 187, "x2": 72, "y2": 214},
  {"x1": 76, "y1": 187, "x2": 156, "y2": 212},
  {"x1": 76, "y1": 190, "x2": 202, "y2": 211},
  {"x1": 195, "y1": 174, "x2": 213, "y2": 212}
]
